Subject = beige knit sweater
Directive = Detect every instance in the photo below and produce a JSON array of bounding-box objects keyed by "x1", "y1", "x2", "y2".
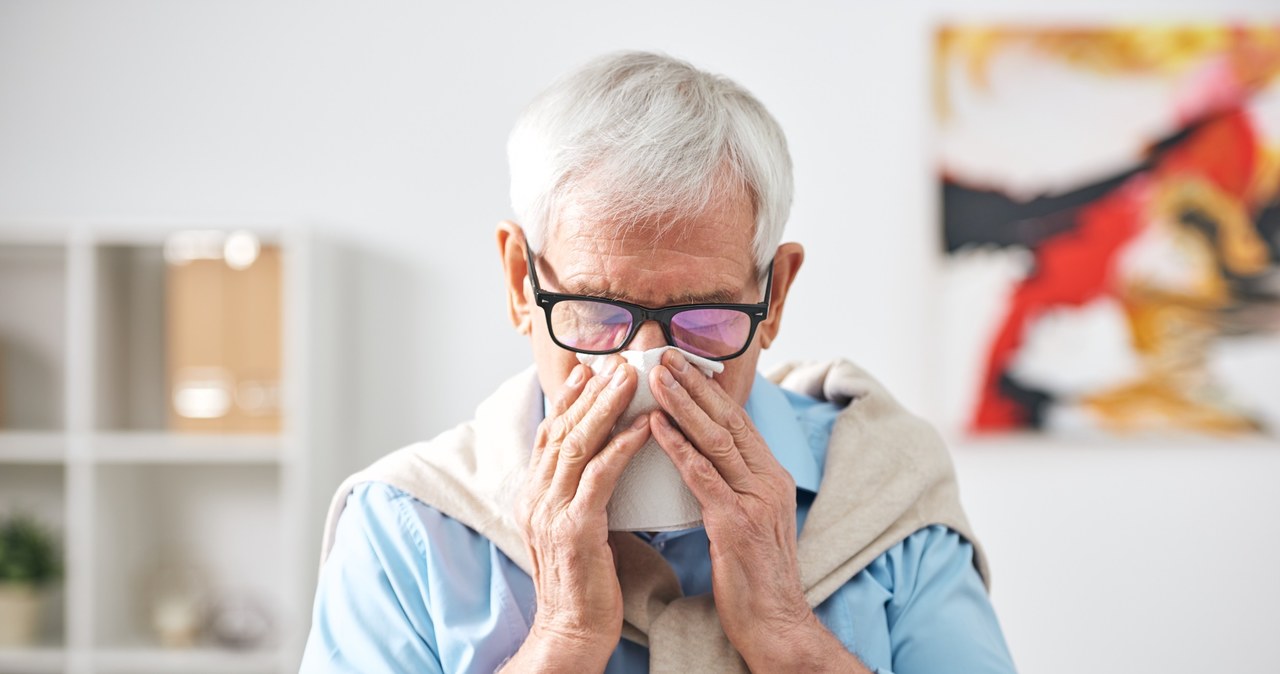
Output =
[{"x1": 319, "y1": 359, "x2": 986, "y2": 673}]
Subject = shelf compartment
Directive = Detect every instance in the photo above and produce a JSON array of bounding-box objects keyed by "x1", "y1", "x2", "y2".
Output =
[
  {"x1": 0, "y1": 465, "x2": 67, "y2": 650},
  {"x1": 93, "y1": 239, "x2": 286, "y2": 433},
  {"x1": 0, "y1": 244, "x2": 67, "y2": 431},
  {"x1": 92, "y1": 464, "x2": 284, "y2": 654},
  {"x1": 92, "y1": 244, "x2": 168, "y2": 431}
]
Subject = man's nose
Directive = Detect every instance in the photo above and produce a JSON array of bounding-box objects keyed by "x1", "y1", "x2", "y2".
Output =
[{"x1": 628, "y1": 320, "x2": 668, "y2": 351}]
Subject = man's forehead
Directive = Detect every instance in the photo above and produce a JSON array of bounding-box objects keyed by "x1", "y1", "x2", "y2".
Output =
[
  {"x1": 539, "y1": 245, "x2": 753, "y2": 306},
  {"x1": 538, "y1": 187, "x2": 759, "y2": 304}
]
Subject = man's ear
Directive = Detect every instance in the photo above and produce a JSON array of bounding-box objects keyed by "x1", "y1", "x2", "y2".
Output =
[
  {"x1": 757, "y1": 242, "x2": 804, "y2": 349},
  {"x1": 496, "y1": 220, "x2": 533, "y2": 335}
]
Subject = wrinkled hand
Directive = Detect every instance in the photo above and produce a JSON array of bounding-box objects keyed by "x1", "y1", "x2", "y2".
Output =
[
  {"x1": 648, "y1": 350, "x2": 867, "y2": 672},
  {"x1": 506, "y1": 357, "x2": 648, "y2": 671}
]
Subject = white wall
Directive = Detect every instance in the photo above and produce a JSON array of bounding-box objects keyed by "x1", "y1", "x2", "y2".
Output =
[{"x1": 2, "y1": 1, "x2": 1278, "y2": 671}]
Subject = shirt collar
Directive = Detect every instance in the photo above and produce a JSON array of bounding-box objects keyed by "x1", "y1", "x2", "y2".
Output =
[{"x1": 744, "y1": 373, "x2": 823, "y2": 494}]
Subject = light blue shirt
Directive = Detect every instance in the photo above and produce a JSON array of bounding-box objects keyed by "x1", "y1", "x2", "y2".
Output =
[{"x1": 302, "y1": 374, "x2": 1016, "y2": 673}]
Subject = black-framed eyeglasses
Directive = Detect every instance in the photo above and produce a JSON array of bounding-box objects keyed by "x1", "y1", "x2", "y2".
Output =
[{"x1": 525, "y1": 246, "x2": 773, "y2": 362}]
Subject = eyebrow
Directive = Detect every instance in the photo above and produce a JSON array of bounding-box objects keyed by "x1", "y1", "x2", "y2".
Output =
[{"x1": 562, "y1": 282, "x2": 743, "y2": 306}]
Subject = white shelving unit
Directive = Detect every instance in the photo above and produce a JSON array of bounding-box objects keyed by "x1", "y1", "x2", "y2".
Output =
[{"x1": 0, "y1": 223, "x2": 341, "y2": 674}]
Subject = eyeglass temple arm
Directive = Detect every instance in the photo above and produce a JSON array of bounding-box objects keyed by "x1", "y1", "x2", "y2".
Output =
[
  {"x1": 523, "y1": 244, "x2": 545, "y2": 297},
  {"x1": 759, "y1": 258, "x2": 775, "y2": 310}
]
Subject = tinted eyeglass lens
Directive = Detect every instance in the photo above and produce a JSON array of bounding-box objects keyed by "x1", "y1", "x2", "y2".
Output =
[
  {"x1": 550, "y1": 300, "x2": 634, "y2": 352},
  {"x1": 669, "y1": 309, "x2": 752, "y2": 359}
]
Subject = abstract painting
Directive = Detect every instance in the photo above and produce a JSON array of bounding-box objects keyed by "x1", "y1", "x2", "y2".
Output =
[{"x1": 936, "y1": 26, "x2": 1280, "y2": 436}]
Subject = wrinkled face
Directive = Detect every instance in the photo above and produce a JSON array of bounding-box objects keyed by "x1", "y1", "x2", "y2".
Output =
[{"x1": 527, "y1": 188, "x2": 766, "y2": 408}]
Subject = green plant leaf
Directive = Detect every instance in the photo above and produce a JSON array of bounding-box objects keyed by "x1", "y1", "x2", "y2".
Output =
[{"x1": 0, "y1": 513, "x2": 62, "y2": 587}]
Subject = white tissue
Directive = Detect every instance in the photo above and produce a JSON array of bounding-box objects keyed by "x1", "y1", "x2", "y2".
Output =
[{"x1": 578, "y1": 346, "x2": 724, "y2": 532}]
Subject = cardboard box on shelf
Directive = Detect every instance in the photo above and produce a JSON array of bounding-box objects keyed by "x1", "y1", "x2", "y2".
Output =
[{"x1": 166, "y1": 243, "x2": 282, "y2": 433}]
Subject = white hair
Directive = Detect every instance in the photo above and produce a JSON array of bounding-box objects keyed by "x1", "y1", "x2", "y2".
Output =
[{"x1": 507, "y1": 51, "x2": 793, "y2": 276}]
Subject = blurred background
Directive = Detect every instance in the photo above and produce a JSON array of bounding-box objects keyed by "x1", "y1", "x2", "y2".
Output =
[{"x1": 1, "y1": 2, "x2": 1278, "y2": 673}]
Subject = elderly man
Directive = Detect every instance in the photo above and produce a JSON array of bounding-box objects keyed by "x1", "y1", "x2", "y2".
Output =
[{"x1": 301, "y1": 52, "x2": 1015, "y2": 673}]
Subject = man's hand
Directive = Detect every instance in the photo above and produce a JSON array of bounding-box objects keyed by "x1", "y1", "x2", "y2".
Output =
[
  {"x1": 648, "y1": 350, "x2": 872, "y2": 673},
  {"x1": 504, "y1": 358, "x2": 647, "y2": 673}
]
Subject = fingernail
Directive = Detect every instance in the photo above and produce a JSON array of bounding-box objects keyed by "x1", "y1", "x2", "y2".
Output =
[
  {"x1": 602, "y1": 359, "x2": 619, "y2": 377},
  {"x1": 566, "y1": 366, "x2": 583, "y2": 386},
  {"x1": 610, "y1": 365, "x2": 628, "y2": 388},
  {"x1": 658, "y1": 367, "x2": 677, "y2": 389},
  {"x1": 668, "y1": 350, "x2": 689, "y2": 372},
  {"x1": 631, "y1": 415, "x2": 648, "y2": 430}
]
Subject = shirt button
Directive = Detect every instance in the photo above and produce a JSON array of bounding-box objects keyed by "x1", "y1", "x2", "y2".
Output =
[{"x1": 654, "y1": 540, "x2": 666, "y2": 551}]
